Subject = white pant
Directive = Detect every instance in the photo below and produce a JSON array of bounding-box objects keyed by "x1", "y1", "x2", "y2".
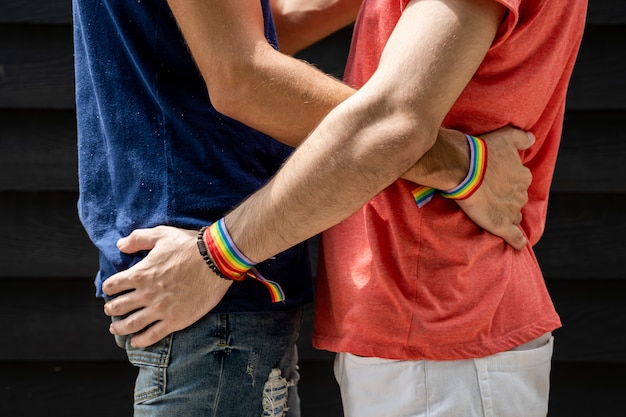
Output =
[{"x1": 334, "y1": 334, "x2": 553, "y2": 417}]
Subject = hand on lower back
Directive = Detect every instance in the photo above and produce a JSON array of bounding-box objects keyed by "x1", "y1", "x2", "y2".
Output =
[
  {"x1": 456, "y1": 126, "x2": 535, "y2": 250},
  {"x1": 102, "y1": 225, "x2": 232, "y2": 347}
]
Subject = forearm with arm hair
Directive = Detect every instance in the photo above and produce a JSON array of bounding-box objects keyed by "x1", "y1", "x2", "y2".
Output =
[
  {"x1": 222, "y1": 0, "x2": 504, "y2": 262},
  {"x1": 225, "y1": 86, "x2": 439, "y2": 263},
  {"x1": 167, "y1": 0, "x2": 468, "y2": 187}
]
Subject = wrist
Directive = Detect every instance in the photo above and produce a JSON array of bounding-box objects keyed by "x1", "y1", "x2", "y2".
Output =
[
  {"x1": 411, "y1": 132, "x2": 487, "y2": 207},
  {"x1": 440, "y1": 134, "x2": 488, "y2": 200},
  {"x1": 434, "y1": 129, "x2": 472, "y2": 190},
  {"x1": 197, "y1": 219, "x2": 286, "y2": 303},
  {"x1": 196, "y1": 226, "x2": 232, "y2": 281},
  {"x1": 405, "y1": 128, "x2": 469, "y2": 190}
]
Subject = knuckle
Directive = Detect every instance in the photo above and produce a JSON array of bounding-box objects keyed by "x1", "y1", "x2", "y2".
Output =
[
  {"x1": 105, "y1": 301, "x2": 118, "y2": 315},
  {"x1": 125, "y1": 315, "x2": 143, "y2": 332},
  {"x1": 128, "y1": 271, "x2": 147, "y2": 284},
  {"x1": 127, "y1": 275, "x2": 139, "y2": 286},
  {"x1": 153, "y1": 225, "x2": 168, "y2": 236},
  {"x1": 102, "y1": 280, "x2": 114, "y2": 292},
  {"x1": 151, "y1": 299, "x2": 166, "y2": 314}
]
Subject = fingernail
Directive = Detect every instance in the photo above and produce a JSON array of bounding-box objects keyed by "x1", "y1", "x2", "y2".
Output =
[{"x1": 109, "y1": 324, "x2": 117, "y2": 335}]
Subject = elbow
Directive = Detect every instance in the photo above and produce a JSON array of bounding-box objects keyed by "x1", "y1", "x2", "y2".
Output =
[
  {"x1": 389, "y1": 94, "x2": 442, "y2": 166},
  {"x1": 202, "y1": 49, "x2": 265, "y2": 122},
  {"x1": 210, "y1": 87, "x2": 244, "y2": 121},
  {"x1": 410, "y1": 117, "x2": 439, "y2": 152},
  {"x1": 207, "y1": 74, "x2": 249, "y2": 122},
  {"x1": 396, "y1": 97, "x2": 440, "y2": 152},
  {"x1": 396, "y1": 116, "x2": 439, "y2": 171},
  {"x1": 344, "y1": 103, "x2": 440, "y2": 181},
  {"x1": 374, "y1": 105, "x2": 440, "y2": 169},
  {"x1": 358, "y1": 85, "x2": 440, "y2": 165}
]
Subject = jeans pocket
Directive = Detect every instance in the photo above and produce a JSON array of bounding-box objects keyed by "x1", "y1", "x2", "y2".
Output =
[{"x1": 125, "y1": 335, "x2": 173, "y2": 404}]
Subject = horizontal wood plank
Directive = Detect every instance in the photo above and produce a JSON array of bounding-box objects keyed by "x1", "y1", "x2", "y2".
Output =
[
  {"x1": 0, "y1": 278, "x2": 124, "y2": 361},
  {"x1": 566, "y1": 25, "x2": 626, "y2": 110},
  {"x1": 0, "y1": 0, "x2": 71, "y2": 24},
  {"x1": 547, "y1": 279, "x2": 626, "y2": 363},
  {"x1": 535, "y1": 193, "x2": 626, "y2": 279},
  {"x1": 549, "y1": 362, "x2": 626, "y2": 417},
  {"x1": 0, "y1": 108, "x2": 621, "y2": 193},
  {"x1": 0, "y1": 192, "x2": 98, "y2": 278},
  {"x1": 586, "y1": 0, "x2": 626, "y2": 25},
  {"x1": 0, "y1": 24, "x2": 75, "y2": 109},
  {"x1": 1, "y1": 0, "x2": 625, "y2": 25},
  {"x1": 294, "y1": 25, "x2": 352, "y2": 79},
  {"x1": 553, "y1": 110, "x2": 626, "y2": 192},
  {"x1": 0, "y1": 110, "x2": 77, "y2": 191},
  {"x1": 0, "y1": 361, "x2": 136, "y2": 417}
]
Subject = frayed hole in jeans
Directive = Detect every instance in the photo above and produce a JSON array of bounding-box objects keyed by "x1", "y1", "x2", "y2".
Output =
[{"x1": 261, "y1": 368, "x2": 293, "y2": 417}]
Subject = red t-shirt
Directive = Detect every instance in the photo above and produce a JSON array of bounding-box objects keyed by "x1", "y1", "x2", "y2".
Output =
[{"x1": 313, "y1": 0, "x2": 587, "y2": 360}]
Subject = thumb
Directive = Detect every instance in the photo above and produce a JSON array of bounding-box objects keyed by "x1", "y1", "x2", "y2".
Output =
[
  {"x1": 117, "y1": 228, "x2": 159, "y2": 254},
  {"x1": 513, "y1": 130, "x2": 535, "y2": 151},
  {"x1": 500, "y1": 225, "x2": 529, "y2": 251}
]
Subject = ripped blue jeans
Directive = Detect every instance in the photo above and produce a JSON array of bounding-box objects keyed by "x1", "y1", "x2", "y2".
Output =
[{"x1": 115, "y1": 308, "x2": 303, "y2": 417}]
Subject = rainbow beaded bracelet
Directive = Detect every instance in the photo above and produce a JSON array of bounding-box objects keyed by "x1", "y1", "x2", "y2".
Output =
[{"x1": 198, "y1": 218, "x2": 285, "y2": 303}]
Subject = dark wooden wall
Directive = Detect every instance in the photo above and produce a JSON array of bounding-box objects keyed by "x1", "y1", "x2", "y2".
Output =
[{"x1": 0, "y1": 1, "x2": 623, "y2": 416}]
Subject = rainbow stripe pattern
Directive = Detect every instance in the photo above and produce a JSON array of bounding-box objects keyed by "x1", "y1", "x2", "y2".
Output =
[
  {"x1": 412, "y1": 185, "x2": 435, "y2": 207},
  {"x1": 440, "y1": 134, "x2": 488, "y2": 200},
  {"x1": 412, "y1": 134, "x2": 488, "y2": 207},
  {"x1": 206, "y1": 218, "x2": 285, "y2": 303}
]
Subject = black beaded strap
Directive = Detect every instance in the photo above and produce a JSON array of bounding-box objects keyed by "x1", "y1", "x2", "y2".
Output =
[{"x1": 197, "y1": 226, "x2": 231, "y2": 281}]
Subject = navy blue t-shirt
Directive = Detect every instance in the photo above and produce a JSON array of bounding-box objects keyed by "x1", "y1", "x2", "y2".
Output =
[{"x1": 73, "y1": 0, "x2": 313, "y2": 312}]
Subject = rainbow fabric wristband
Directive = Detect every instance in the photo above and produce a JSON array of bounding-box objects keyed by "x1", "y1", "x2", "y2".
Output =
[
  {"x1": 440, "y1": 134, "x2": 488, "y2": 200},
  {"x1": 203, "y1": 218, "x2": 285, "y2": 303},
  {"x1": 412, "y1": 185, "x2": 436, "y2": 208},
  {"x1": 412, "y1": 134, "x2": 488, "y2": 207}
]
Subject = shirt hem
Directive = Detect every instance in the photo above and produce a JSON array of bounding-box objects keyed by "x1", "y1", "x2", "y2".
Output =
[{"x1": 312, "y1": 315, "x2": 561, "y2": 361}]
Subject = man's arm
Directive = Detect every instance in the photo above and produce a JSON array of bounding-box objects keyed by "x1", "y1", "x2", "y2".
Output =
[
  {"x1": 170, "y1": 0, "x2": 529, "y2": 240},
  {"x1": 166, "y1": 0, "x2": 354, "y2": 147},
  {"x1": 225, "y1": 0, "x2": 508, "y2": 261},
  {"x1": 171, "y1": 0, "x2": 517, "y2": 259},
  {"x1": 267, "y1": 0, "x2": 531, "y2": 250}
]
